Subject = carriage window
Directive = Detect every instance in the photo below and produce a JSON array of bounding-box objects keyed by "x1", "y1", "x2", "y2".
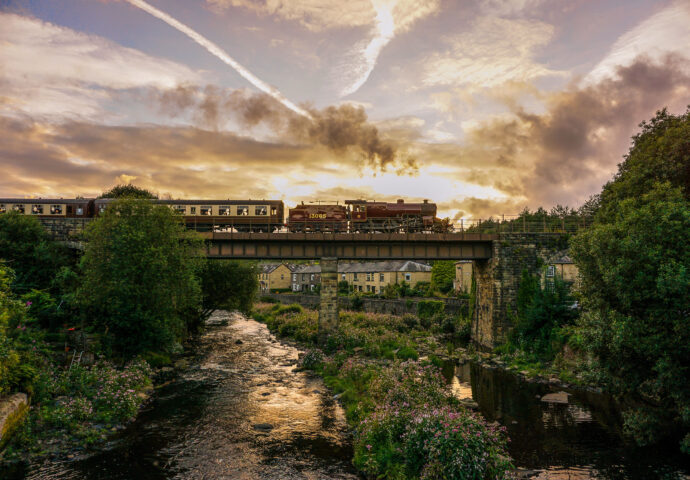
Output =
[
  {"x1": 255, "y1": 206, "x2": 267, "y2": 216},
  {"x1": 190, "y1": 207, "x2": 196, "y2": 215},
  {"x1": 0, "y1": 205, "x2": 6, "y2": 214},
  {"x1": 50, "y1": 205, "x2": 62, "y2": 215},
  {"x1": 271, "y1": 206, "x2": 277, "y2": 216},
  {"x1": 218, "y1": 206, "x2": 231, "y2": 216},
  {"x1": 76, "y1": 206, "x2": 83, "y2": 215},
  {"x1": 174, "y1": 205, "x2": 186, "y2": 214},
  {"x1": 13, "y1": 205, "x2": 25, "y2": 214},
  {"x1": 355, "y1": 205, "x2": 365, "y2": 213},
  {"x1": 200, "y1": 206, "x2": 212, "y2": 216},
  {"x1": 98, "y1": 204, "x2": 107, "y2": 213},
  {"x1": 237, "y1": 206, "x2": 249, "y2": 216},
  {"x1": 31, "y1": 205, "x2": 43, "y2": 215}
]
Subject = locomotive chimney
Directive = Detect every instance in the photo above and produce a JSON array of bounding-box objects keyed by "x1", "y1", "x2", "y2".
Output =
[
  {"x1": 423, "y1": 199, "x2": 429, "y2": 203},
  {"x1": 397, "y1": 199, "x2": 404, "y2": 204}
]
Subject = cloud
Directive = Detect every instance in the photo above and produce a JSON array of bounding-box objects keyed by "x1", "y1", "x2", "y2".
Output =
[
  {"x1": 0, "y1": 13, "x2": 201, "y2": 119},
  {"x1": 421, "y1": 16, "x2": 564, "y2": 88},
  {"x1": 205, "y1": 0, "x2": 376, "y2": 32},
  {"x1": 585, "y1": 1, "x2": 690, "y2": 84},
  {"x1": 448, "y1": 55, "x2": 690, "y2": 208}
]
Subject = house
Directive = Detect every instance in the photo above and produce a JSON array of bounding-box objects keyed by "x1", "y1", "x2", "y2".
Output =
[
  {"x1": 543, "y1": 252, "x2": 579, "y2": 287},
  {"x1": 291, "y1": 264, "x2": 321, "y2": 292},
  {"x1": 258, "y1": 263, "x2": 296, "y2": 293},
  {"x1": 453, "y1": 260, "x2": 473, "y2": 293},
  {"x1": 292, "y1": 260, "x2": 432, "y2": 294}
]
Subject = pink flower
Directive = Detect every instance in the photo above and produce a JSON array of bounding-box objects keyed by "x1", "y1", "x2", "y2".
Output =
[
  {"x1": 366, "y1": 444, "x2": 372, "y2": 450},
  {"x1": 26, "y1": 301, "x2": 32, "y2": 306}
]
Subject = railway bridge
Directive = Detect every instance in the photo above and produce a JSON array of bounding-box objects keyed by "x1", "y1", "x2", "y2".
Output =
[{"x1": 40, "y1": 218, "x2": 571, "y2": 350}]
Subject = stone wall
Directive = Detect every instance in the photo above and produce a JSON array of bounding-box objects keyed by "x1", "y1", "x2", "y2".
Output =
[
  {"x1": 472, "y1": 233, "x2": 570, "y2": 350},
  {"x1": 264, "y1": 293, "x2": 469, "y2": 316},
  {"x1": 39, "y1": 218, "x2": 91, "y2": 241},
  {"x1": 0, "y1": 393, "x2": 29, "y2": 450}
]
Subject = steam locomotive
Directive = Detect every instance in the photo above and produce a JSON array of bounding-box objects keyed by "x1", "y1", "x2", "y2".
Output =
[{"x1": 0, "y1": 197, "x2": 450, "y2": 233}]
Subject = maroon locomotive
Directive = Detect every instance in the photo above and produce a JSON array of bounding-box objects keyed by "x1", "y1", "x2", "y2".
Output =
[
  {"x1": 287, "y1": 202, "x2": 348, "y2": 232},
  {"x1": 346, "y1": 199, "x2": 449, "y2": 233},
  {"x1": 286, "y1": 199, "x2": 450, "y2": 233}
]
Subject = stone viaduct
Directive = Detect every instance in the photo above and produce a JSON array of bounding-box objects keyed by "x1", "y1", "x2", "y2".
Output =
[{"x1": 41, "y1": 218, "x2": 570, "y2": 350}]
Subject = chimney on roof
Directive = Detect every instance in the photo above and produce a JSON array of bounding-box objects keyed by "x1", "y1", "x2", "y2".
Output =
[{"x1": 397, "y1": 199, "x2": 404, "y2": 203}]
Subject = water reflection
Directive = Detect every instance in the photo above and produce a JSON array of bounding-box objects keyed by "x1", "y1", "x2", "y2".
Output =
[
  {"x1": 5, "y1": 312, "x2": 358, "y2": 480},
  {"x1": 451, "y1": 360, "x2": 690, "y2": 480}
]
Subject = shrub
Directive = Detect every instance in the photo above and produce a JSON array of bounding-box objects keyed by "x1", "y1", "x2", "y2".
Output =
[
  {"x1": 396, "y1": 346, "x2": 419, "y2": 361},
  {"x1": 258, "y1": 296, "x2": 279, "y2": 303},
  {"x1": 417, "y1": 300, "x2": 444, "y2": 322}
]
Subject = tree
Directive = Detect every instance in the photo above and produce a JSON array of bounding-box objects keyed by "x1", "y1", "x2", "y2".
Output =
[
  {"x1": 98, "y1": 184, "x2": 158, "y2": 199},
  {"x1": 571, "y1": 108, "x2": 690, "y2": 452},
  {"x1": 0, "y1": 212, "x2": 71, "y2": 293},
  {"x1": 199, "y1": 260, "x2": 258, "y2": 324},
  {"x1": 431, "y1": 261, "x2": 455, "y2": 294},
  {"x1": 78, "y1": 198, "x2": 203, "y2": 357}
]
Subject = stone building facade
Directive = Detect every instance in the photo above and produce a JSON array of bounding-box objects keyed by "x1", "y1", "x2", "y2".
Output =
[{"x1": 258, "y1": 263, "x2": 295, "y2": 293}]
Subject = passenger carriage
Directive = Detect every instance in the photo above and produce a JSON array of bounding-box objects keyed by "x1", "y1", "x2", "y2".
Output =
[{"x1": 0, "y1": 198, "x2": 94, "y2": 218}]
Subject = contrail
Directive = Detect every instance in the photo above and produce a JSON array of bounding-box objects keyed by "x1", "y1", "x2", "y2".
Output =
[{"x1": 124, "y1": 0, "x2": 312, "y2": 119}]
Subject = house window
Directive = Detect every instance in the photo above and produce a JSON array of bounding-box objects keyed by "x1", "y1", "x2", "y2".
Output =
[
  {"x1": 255, "y1": 206, "x2": 267, "y2": 216},
  {"x1": 405, "y1": 273, "x2": 411, "y2": 282},
  {"x1": 341, "y1": 274, "x2": 346, "y2": 280},
  {"x1": 237, "y1": 205, "x2": 249, "y2": 216},
  {"x1": 310, "y1": 284, "x2": 315, "y2": 291},
  {"x1": 50, "y1": 205, "x2": 62, "y2": 215},
  {"x1": 281, "y1": 274, "x2": 284, "y2": 280},
  {"x1": 366, "y1": 273, "x2": 372, "y2": 281},
  {"x1": 218, "y1": 206, "x2": 231, "y2": 216},
  {"x1": 293, "y1": 274, "x2": 297, "y2": 281},
  {"x1": 380, "y1": 273, "x2": 384, "y2": 282},
  {"x1": 13, "y1": 205, "x2": 25, "y2": 214},
  {"x1": 31, "y1": 204, "x2": 43, "y2": 214},
  {"x1": 200, "y1": 206, "x2": 213, "y2": 216},
  {"x1": 366, "y1": 285, "x2": 371, "y2": 292},
  {"x1": 353, "y1": 273, "x2": 358, "y2": 280},
  {"x1": 310, "y1": 274, "x2": 314, "y2": 281},
  {"x1": 546, "y1": 265, "x2": 555, "y2": 277},
  {"x1": 174, "y1": 205, "x2": 186, "y2": 214}
]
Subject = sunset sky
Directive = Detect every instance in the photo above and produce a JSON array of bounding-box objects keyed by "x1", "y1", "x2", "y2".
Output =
[{"x1": 1, "y1": 0, "x2": 689, "y2": 219}]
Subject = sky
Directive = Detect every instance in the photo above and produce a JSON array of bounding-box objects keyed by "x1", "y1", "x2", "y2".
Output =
[{"x1": 1, "y1": 0, "x2": 689, "y2": 220}]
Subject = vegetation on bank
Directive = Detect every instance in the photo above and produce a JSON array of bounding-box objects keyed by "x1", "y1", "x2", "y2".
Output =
[
  {"x1": 253, "y1": 303, "x2": 512, "y2": 479},
  {"x1": 0, "y1": 188, "x2": 258, "y2": 461}
]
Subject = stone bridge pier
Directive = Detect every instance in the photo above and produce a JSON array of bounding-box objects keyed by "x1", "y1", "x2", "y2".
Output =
[
  {"x1": 318, "y1": 257, "x2": 339, "y2": 345},
  {"x1": 472, "y1": 233, "x2": 569, "y2": 350}
]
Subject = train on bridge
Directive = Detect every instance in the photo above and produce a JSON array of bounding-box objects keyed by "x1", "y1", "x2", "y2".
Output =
[{"x1": 0, "y1": 197, "x2": 451, "y2": 233}]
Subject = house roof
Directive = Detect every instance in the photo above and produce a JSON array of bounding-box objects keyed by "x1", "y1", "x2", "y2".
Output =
[
  {"x1": 293, "y1": 261, "x2": 432, "y2": 275},
  {"x1": 260, "y1": 263, "x2": 296, "y2": 274},
  {"x1": 546, "y1": 251, "x2": 574, "y2": 264}
]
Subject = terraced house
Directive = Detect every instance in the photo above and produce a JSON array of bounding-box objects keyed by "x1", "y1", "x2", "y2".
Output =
[
  {"x1": 292, "y1": 261, "x2": 432, "y2": 294},
  {"x1": 258, "y1": 263, "x2": 296, "y2": 293}
]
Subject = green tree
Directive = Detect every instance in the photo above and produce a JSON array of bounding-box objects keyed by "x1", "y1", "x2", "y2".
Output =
[
  {"x1": 199, "y1": 260, "x2": 258, "y2": 324},
  {"x1": 431, "y1": 261, "x2": 455, "y2": 294},
  {"x1": 572, "y1": 183, "x2": 689, "y2": 451},
  {"x1": 98, "y1": 184, "x2": 158, "y2": 199},
  {"x1": 0, "y1": 212, "x2": 71, "y2": 293},
  {"x1": 597, "y1": 107, "x2": 690, "y2": 222},
  {"x1": 571, "y1": 108, "x2": 690, "y2": 452},
  {"x1": 78, "y1": 198, "x2": 203, "y2": 357}
]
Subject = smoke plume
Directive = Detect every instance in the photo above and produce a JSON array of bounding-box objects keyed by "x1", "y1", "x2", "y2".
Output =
[{"x1": 146, "y1": 85, "x2": 416, "y2": 174}]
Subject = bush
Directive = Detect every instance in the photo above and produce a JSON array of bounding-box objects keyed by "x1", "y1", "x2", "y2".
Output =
[
  {"x1": 258, "y1": 296, "x2": 278, "y2": 303},
  {"x1": 417, "y1": 300, "x2": 444, "y2": 323},
  {"x1": 396, "y1": 346, "x2": 419, "y2": 361},
  {"x1": 299, "y1": 349, "x2": 324, "y2": 370}
]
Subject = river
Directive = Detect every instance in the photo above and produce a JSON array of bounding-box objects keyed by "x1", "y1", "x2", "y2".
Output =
[{"x1": 5, "y1": 311, "x2": 689, "y2": 479}]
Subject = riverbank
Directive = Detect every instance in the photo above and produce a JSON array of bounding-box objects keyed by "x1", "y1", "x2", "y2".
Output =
[
  {"x1": 1, "y1": 310, "x2": 360, "y2": 479},
  {"x1": 253, "y1": 303, "x2": 690, "y2": 479}
]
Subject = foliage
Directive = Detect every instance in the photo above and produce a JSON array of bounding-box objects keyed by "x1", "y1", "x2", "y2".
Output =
[
  {"x1": 78, "y1": 198, "x2": 204, "y2": 358},
  {"x1": 338, "y1": 280, "x2": 350, "y2": 295},
  {"x1": 0, "y1": 264, "x2": 44, "y2": 396},
  {"x1": 571, "y1": 108, "x2": 690, "y2": 452},
  {"x1": 5, "y1": 358, "x2": 153, "y2": 458},
  {"x1": 0, "y1": 212, "x2": 71, "y2": 293},
  {"x1": 431, "y1": 261, "x2": 455, "y2": 294},
  {"x1": 199, "y1": 260, "x2": 258, "y2": 322},
  {"x1": 98, "y1": 184, "x2": 158, "y2": 199},
  {"x1": 511, "y1": 273, "x2": 577, "y2": 360},
  {"x1": 417, "y1": 300, "x2": 444, "y2": 323}
]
